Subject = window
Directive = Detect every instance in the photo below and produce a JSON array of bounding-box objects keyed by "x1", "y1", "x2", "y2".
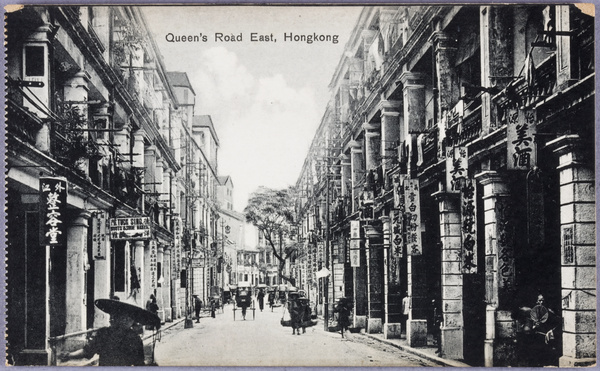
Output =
[{"x1": 24, "y1": 46, "x2": 44, "y2": 77}]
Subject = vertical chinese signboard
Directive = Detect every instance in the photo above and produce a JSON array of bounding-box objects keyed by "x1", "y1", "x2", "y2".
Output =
[
  {"x1": 40, "y1": 177, "x2": 68, "y2": 247},
  {"x1": 507, "y1": 108, "x2": 537, "y2": 170},
  {"x1": 149, "y1": 240, "x2": 157, "y2": 289},
  {"x1": 173, "y1": 217, "x2": 182, "y2": 278},
  {"x1": 461, "y1": 179, "x2": 477, "y2": 273},
  {"x1": 496, "y1": 198, "x2": 514, "y2": 293},
  {"x1": 446, "y1": 146, "x2": 468, "y2": 192},
  {"x1": 350, "y1": 220, "x2": 361, "y2": 267},
  {"x1": 404, "y1": 179, "x2": 422, "y2": 255},
  {"x1": 92, "y1": 212, "x2": 108, "y2": 259}
]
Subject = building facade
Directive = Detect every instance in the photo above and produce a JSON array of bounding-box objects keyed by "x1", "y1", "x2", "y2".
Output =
[
  {"x1": 5, "y1": 5, "x2": 228, "y2": 365},
  {"x1": 294, "y1": 5, "x2": 595, "y2": 367}
]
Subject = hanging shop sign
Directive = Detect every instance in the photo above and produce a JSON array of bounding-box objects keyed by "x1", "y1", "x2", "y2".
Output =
[
  {"x1": 149, "y1": 240, "x2": 157, "y2": 289},
  {"x1": 391, "y1": 209, "x2": 404, "y2": 259},
  {"x1": 39, "y1": 176, "x2": 68, "y2": 247},
  {"x1": 109, "y1": 217, "x2": 151, "y2": 240},
  {"x1": 350, "y1": 220, "x2": 361, "y2": 267},
  {"x1": 507, "y1": 108, "x2": 537, "y2": 170},
  {"x1": 403, "y1": 179, "x2": 422, "y2": 255},
  {"x1": 446, "y1": 146, "x2": 468, "y2": 193},
  {"x1": 461, "y1": 179, "x2": 477, "y2": 274},
  {"x1": 92, "y1": 211, "x2": 108, "y2": 260}
]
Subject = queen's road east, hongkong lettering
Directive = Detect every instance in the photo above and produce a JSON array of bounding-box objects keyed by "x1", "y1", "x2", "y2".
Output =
[{"x1": 165, "y1": 32, "x2": 339, "y2": 44}]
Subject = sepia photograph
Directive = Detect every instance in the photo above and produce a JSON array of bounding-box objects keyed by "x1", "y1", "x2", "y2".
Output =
[{"x1": 3, "y1": 2, "x2": 597, "y2": 368}]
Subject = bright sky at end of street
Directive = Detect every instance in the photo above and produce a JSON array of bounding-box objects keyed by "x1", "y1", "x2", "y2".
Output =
[{"x1": 142, "y1": 6, "x2": 363, "y2": 212}]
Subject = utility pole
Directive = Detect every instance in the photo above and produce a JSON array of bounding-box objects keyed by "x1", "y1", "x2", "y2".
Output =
[{"x1": 324, "y1": 141, "x2": 331, "y2": 331}]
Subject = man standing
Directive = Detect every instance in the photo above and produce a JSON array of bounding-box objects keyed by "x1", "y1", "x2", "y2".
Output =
[
  {"x1": 401, "y1": 292, "x2": 410, "y2": 338},
  {"x1": 257, "y1": 289, "x2": 265, "y2": 312}
]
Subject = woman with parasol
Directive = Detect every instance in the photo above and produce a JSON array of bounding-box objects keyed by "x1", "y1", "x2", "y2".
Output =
[{"x1": 61, "y1": 299, "x2": 161, "y2": 366}]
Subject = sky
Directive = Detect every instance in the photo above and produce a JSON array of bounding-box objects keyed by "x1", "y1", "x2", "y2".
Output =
[{"x1": 142, "y1": 6, "x2": 363, "y2": 212}]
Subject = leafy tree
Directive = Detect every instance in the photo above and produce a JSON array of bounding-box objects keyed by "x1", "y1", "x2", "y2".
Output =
[{"x1": 244, "y1": 186, "x2": 298, "y2": 286}]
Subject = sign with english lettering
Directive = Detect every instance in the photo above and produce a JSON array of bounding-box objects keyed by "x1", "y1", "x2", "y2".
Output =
[{"x1": 109, "y1": 217, "x2": 151, "y2": 240}]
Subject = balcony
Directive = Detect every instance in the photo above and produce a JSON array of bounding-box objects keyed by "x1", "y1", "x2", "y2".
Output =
[{"x1": 6, "y1": 84, "x2": 45, "y2": 146}]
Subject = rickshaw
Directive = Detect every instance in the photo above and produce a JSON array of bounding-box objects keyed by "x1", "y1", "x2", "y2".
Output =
[{"x1": 233, "y1": 281, "x2": 255, "y2": 320}]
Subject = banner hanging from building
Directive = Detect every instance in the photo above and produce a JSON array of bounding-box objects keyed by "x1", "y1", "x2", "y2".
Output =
[
  {"x1": 446, "y1": 146, "x2": 468, "y2": 192},
  {"x1": 350, "y1": 220, "x2": 361, "y2": 267},
  {"x1": 109, "y1": 217, "x2": 151, "y2": 240},
  {"x1": 39, "y1": 176, "x2": 68, "y2": 247},
  {"x1": 507, "y1": 108, "x2": 537, "y2": 170},
  {"x1": 391, "y1": 209, "x2": 404, "y2": 259},
  {"x1": 92, "y1": 211, "x2": 108, "y2": 260},
  {"x1": 404, "y1": 179, "x2": 422, "y2": 255},
  {"x1": 461, "y1": 179, "x2": 477, "y2": 274}
]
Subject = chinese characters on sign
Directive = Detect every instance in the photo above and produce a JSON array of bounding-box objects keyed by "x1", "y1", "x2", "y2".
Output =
[
  {"x1": 446, "y1": 146, "x2": 468, "y2": 192},
  {"x1": 39, "y1": 177, "x2": 68, "y2": 246},
  {"x1": 403, "y1": 179, "x2": 422, "y2": 255},
  {"x1": 172, "y1": 217, "x2": 182, "y2": 279},
  {"x1": 507, "y1": 108, "x2": 537, "y2": 170},
  {"x1": 350, "y1": 220, "x2": 361, "y2": 267},
  {"x1": 391, "y1": 175, "x2": 406, "y2": 259},
  {"x1": 92, "y1": 212, "x2": 108, "y2": 260},
  {"x1": 109, "y1": 217, "x2": 151, "y2": 240},
  {"x1": 496, "y1": 198, "x2": 514, "y2": 291},
  {"x1": 461, "y1": 179, "x2": 477, "y2": 274},
  {"x1": 149, "y1": 240, "x2": 157, "y2": 289}
]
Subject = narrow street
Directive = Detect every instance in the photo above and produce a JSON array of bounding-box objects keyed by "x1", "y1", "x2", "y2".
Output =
[{"x1": 154, "y1": 302, "x2": 440, "y2": 367}]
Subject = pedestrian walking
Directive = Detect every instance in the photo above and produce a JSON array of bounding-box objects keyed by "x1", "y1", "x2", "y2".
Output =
[
  {"x1": 194, "y1": 295, "x2": 202, "y2": 323},
  {"x1": 146, "y1": 294, "x2": 159, "y2": 330},
  {"x1": 333, "y1": 297, "x2": 352, "y2": 338},
  {"x1": 60, "y1": 299, "x2": 159, "y2": 366},
  {"x1": 401, "y1": 292, "x2": 410, "y2": 337},
  {"x1": 268, "y1": 290, "x2": 275, "y2": 311},
  {"x1": 431, "y1": 299, "x2": 442, "y2": 355},
  {"x1": 257, "y1": 289, "x2": 265, "y2": 312}
]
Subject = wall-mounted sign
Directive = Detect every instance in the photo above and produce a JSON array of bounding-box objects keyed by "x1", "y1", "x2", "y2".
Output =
[
  {"x1": 507, "y1": 108, "x2": 537, "y2": 170},
  {"x1": 149, "y1": 240, "x2": 157, "y2": 289},
  {"x1": 446, "y1": 146, "x2": 468, "y2": 192},
  {"x1": 403, "y1": 179, "x2": 422, "y2": 255},
  {"x1": 461, "y1": 179, "x2": 477, "y2": 274},
  {"x1": 39, "y1": 177, "x2": 68, "y2": 246},
  {"x1": 92, "y1": 211, "x2": 108, "y2": 260},
  {"x1": 350, "y1": 220, "x2": 361, "y2": 267},
  {"x1": 109, "y1": 217, "x2": 151, "y2": 240}
]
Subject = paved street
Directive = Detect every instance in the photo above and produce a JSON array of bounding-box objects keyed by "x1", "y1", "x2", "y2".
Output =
[{"x1": 154, "y1": 302, "x2": 441, "y2": 367}]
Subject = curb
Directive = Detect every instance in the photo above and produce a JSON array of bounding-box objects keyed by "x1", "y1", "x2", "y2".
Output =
[{"x1": 360, "y1": 332, "x2": 471, "y2": 368}]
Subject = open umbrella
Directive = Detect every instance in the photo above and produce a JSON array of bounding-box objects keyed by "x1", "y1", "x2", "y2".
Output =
[{"x1": 95, "y1": 299, "x2": 161, "y2": 330}]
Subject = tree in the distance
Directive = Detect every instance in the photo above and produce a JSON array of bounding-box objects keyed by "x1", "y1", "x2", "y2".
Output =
[{"x1": 244, "y1": 186, "x2": 298, "y2": 286}]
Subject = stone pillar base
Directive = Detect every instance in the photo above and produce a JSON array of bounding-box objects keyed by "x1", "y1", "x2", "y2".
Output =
[
  {"x1": 367, "y1": 318, "x2": 382, "y2": 333},
  {"x1": 384, "y1": 323, "x2": 402, "y2": 339},
  {"x1": 407, "y1": 319, "x2": 427, "y2": 347},
  {"x1": 354, "y1": 315, "x2": 367, "y2": 329},
  {"x1": 157, "y1": 309, "x2": 165, "y2": 323},
  {"x1": 163, "y1": 307, "x2": 172, "y2": 322},
  {"x1": 441, "y1": 326, "x2": 463, "y2": 359},
  {"x1": 559, "y1": 356, "x2": 596, "y2": 368},
  {"x1": 64, "y1": 335, "x2": 87, "y2": 353},
  {"x1": 18, "y1": 349, "x2": 51, "y2": 366},
  {"x1": 484, "y1": 339, "x2": 494, "y2": 367}
]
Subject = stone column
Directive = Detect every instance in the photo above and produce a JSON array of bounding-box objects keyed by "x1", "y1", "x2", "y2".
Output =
[
  {"x1": 93, "y1": 216, "x2": 111, "y2": 328},
  {"x1": 480, "y1": 6, "x2": 513, "y2": 134},
  {"x1": 163, "y1": 248, "x2": 173, "y2": 322},
  {"x1": 23, "y1": 24, "x2": 53, "y2": 121},
  {"x1": 132, "y1": 240, "x2": 145, "y2": 307},
  {"x1": 363, "y1": 122, "x2": 381, "y2": 171},
  {"x1": 382, "y1": 215, "x2": 402, "y2": 338},
  {"x1": 132, "y1": 130, "x2": 145, "y2": 210},
  {"x1": 64, "y1": 210, "x2": 92, "y2": 349},
  {"x1": 349, "y1": 141, "x2": 364, "y2": 213},
  {"x1": 433, "y1": 191, "x2": 464, "y2": 359},
  {"x1": 399, "y1": 72, "x2": 426, "y2": 177},
  {"x1": 547, "y1": 135, "x2": 596, "y2": 367},
  {"x1": 431, "y1": 31, "x2": 459, "y2": 118},
  {"x1": 379, "y1": 102, "x2": 400, "y2": 174},
  {"x1": 364, "y1": 224, "x2": 384, "y2": 334},
  {"x1": 156, "y1": 245, "x2": 165, "y2": 322},
  {"x1": 475, "y1": 171, "x2": 514, "y2": 367},
  {"x1": 63, "y1": 71, "x2": 91, "y2": 177}
]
